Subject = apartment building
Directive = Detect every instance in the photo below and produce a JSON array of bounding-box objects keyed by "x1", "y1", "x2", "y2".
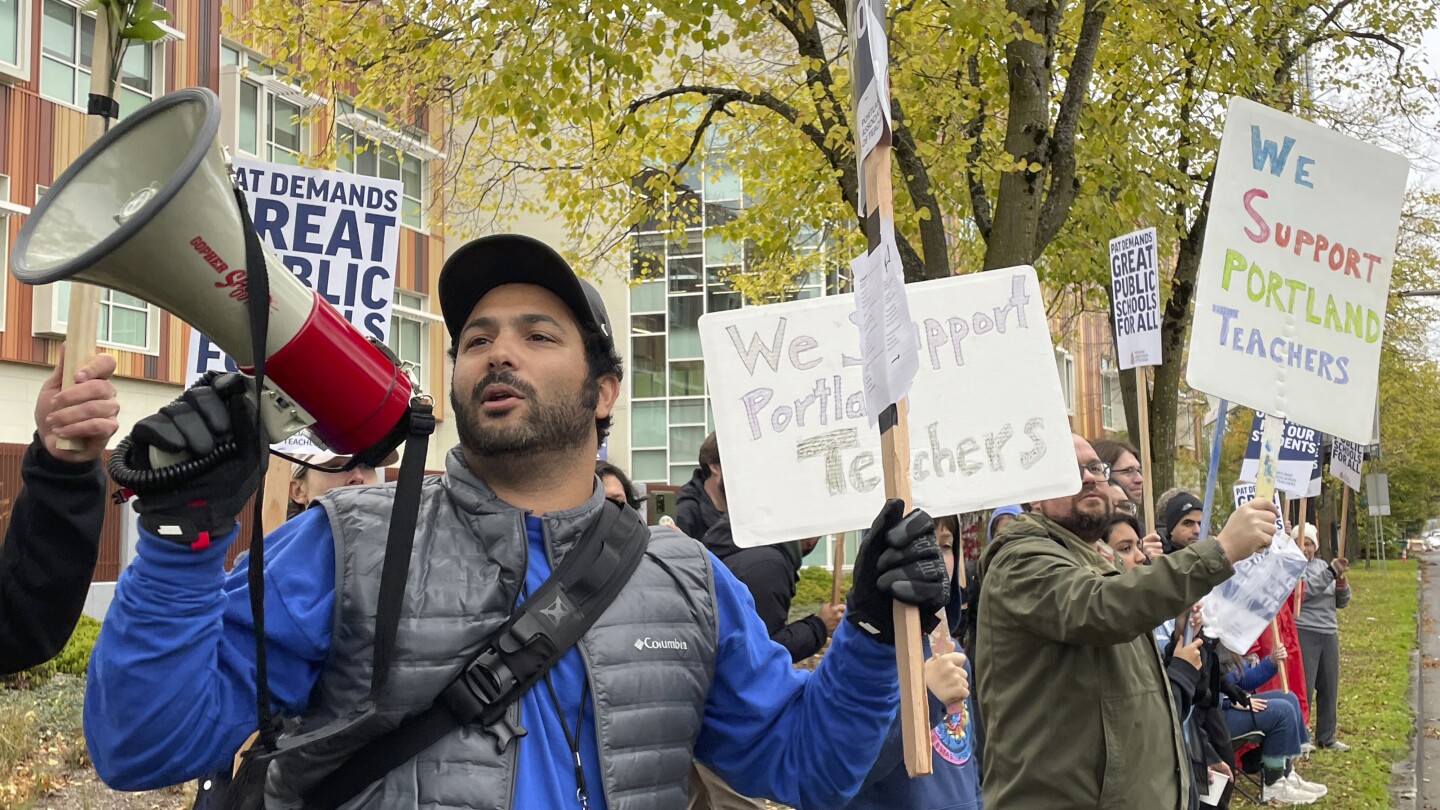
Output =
[{"x1": 0, "y1": 0, "x2": 454, "y2": 614}]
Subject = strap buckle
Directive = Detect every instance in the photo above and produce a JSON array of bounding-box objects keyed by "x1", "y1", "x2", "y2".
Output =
[{"x1": 439, "y1": 650, "x2": 511, "y2": 725}]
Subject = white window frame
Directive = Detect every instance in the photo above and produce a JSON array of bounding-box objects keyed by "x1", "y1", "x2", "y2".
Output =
[
  {"x1": 1055, "y1": 346, "x2": 1075, "y2": 416},
  {"x1": 32, "y1": 281, "x2": 161, "y2": 354},
  {"x1": 335, "y1": 109, "x2": 441, "y2": 233},
  {"x1": 37, "y1": 0, "x2": 170, "y2": 115},
  {"x1": 0, "y1": 174, "x2": 23, "y2": 332},
  {"x1": 0, "y1": 0, "x2": 32, "y2": 84},
  {"x1": 218, "y1": 44, "x2": 324, "y2": 164},
  {"x1": 388, "y1": 290, "x2": 439, "y2": 392},
  {"x1": 1100, "y1": 360, "x2": 1119, "y2": 431}
]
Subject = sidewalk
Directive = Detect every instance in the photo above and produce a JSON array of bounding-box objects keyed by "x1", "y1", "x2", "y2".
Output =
[{"x1": 1410, "y1": 553, "x2": 1437, "y2": 809}]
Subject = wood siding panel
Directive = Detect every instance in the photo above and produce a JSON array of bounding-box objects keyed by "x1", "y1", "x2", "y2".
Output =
[{"x1": 0, "y1": 443, "x2": 126, "y2": 583}]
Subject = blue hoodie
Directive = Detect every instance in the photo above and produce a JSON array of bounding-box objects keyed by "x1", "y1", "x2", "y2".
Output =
[{"x1": 844, "y1": 536, "x2": 983, "y2": 810}]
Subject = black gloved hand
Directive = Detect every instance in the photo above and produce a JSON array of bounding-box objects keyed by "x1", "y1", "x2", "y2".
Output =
[
  {"x1": 124, "y1": 372, "x2": 264, "y2": 548},
  {"x1": 845, "y1": 499, "x2": 949, "y2": 644}
]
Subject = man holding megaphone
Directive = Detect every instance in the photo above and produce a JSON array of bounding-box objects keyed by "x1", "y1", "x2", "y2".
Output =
[{"x1": 83, "y1": 231, "x2": 951, "y2": 809}]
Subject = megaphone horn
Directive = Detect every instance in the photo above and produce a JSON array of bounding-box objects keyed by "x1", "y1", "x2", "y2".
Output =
[{"x1": 10, "y1": 88, "x2": 412, "y2": 461}]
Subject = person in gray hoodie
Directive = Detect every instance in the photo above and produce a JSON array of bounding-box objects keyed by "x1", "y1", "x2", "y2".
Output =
[{"x1": 1295, "y1": 522, "x2": 1351, "y2": 751}]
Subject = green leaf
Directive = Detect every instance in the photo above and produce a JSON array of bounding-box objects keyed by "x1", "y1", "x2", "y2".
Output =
[{"x1": 119, "y1": 19, "x2": 165, "y2": 42}]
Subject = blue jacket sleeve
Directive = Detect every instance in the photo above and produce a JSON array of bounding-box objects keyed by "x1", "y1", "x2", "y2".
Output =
[
  {"x1": 694, "y1": 554, "x2": 899, "y2": 809},
  {"x1": 1226, "y1": 657, "x2": 1278, "y2": 691},
  {"x1": 84, "y1": 509, "x2": 335, "y2": 789}
]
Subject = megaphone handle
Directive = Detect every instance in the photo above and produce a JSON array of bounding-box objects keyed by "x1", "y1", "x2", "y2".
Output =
[{"x1": 57, "y1": 284, "x2": 103, "y2": 451}]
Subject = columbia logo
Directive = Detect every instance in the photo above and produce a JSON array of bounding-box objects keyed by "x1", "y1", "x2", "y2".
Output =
[{"x1": 633, "y1": 637, "x2": 689, "y2": 651}]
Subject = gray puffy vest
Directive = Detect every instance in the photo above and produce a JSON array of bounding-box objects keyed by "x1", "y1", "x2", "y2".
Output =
[{"x1": 264, "y1": 448, "x2": 720, "y2": 809}]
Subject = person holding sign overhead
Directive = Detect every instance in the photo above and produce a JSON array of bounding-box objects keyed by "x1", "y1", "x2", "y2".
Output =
[
  {"x1": 85, "y1": 233, "x2": 950, "y2": 809},
  {"x1": 973, "y1": 434, "x2": 1280, "y2": 808}
]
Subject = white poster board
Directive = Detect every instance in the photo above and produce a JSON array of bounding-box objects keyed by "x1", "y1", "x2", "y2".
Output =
[
  {"x1": 698, "y1": 267, "x2": 1078, "y2": 548},
  {"x1": 1109, "y1": 226, "x2": 1161, "y2": 369},
  {"x1": 1330, "y1": 438, "x2": 1364, "y2": 491},
  {"x1": 1186, "y1": 97, "x2": 1409, "y2": 443},
  {"x1": 186, "y1": 158, "x2": 403, "y2": 454}
]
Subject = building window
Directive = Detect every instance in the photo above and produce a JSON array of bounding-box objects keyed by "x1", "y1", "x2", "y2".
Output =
[
  {"x1": 219, "y1": 41, "x2": 321, "y2": 164},
  {"x1": 39, "y1": 0, "x2": 158, "y2": 115},
  {"x1": 387, "y1": 290, "x2": 432, "y2": 389},
  {"x1": 1055, "y1": 347, "x2": 1075, "y2": 416},
  {"x1": 41, "y1": 281, "x2": 157, "y2": 352},
  {"x1": 1100, "y1": 359, "x2": 1119, "y2": 430},
  {"x1": 0, "y1": 0, "x2": 30, "y2": 81},
  {"x1": 628, "y1": 155, "x2": 839, "y2": 484},
  {"x1": 336, "y1": 102, "x2": 432, "y2": 231}
]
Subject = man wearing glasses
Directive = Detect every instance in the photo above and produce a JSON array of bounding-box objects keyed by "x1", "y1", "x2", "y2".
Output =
[{"x1": 972, "y1": 434, "x2": 1280, "y2": 808}]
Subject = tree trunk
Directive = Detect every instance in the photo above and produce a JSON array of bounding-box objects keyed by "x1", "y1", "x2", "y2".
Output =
[{"x1": 983, "y1": 0, "x2": 1054, "y2": 270}]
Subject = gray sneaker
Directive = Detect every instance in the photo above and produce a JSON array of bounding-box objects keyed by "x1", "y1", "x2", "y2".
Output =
[
  {"x1": 1300, "y1": 742, "x2": 1315, "y2": 755},
  {"x1": 1321, "y1": 740, "x2": 1352, "y2": 752}
]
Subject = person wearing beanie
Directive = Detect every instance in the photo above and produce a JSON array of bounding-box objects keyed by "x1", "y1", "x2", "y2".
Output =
[{"x1": 1163, "y1": 492, "x2": 1205, "y2": 552}]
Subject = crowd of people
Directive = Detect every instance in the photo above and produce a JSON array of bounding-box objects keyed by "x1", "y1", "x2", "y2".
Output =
[{"x1": 0, "y1": 233, "x2": 1356, "y2": 809}]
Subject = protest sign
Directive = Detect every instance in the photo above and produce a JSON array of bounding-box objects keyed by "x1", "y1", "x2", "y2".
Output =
[
  {"x1": 1205, "y1": 482, "x2": 1307, "y2": 653},
  {"x1": 1186, "y1": 98, "x2": 1409, "y2": 443},
  {"x1": 1109, "y1": 227, "x2": 1161, "y2": 370},
  {"x1": 1232, "y1": 482, "x2": 1286, "y2": 535},
  {"x1": 1238, "y1": 412, "x2": 1320, "y2": 497},
  {"x1": 698, "y1": 266, "x2": 1078, "y2": 548},
  {"x1": 1330, "y1": 437, "x2": 1364, "y2": 491},
  {"x1": 186, "y1": 158, "x2": 403, "y2": 454}
]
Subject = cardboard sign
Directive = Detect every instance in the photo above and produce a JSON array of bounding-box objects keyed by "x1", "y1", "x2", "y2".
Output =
[
  {"x1": 1186, "y1": 98, "x2": 1409, "y2": 443},
  {"x1": 1238, "y1": 412, "x2": 1320, "y2": 497},
  {"x1": 699, "y1": 267, "x2": 1077, "y2": 548},
  {"x1": 1330, "y1": 437, "x2": 1364, "y2": 491},
  {"x1": 186, "y1": 158, "x2": 403, "y2": 453},
  {"x1": 1109, "y1": 226, "x2": 1161, "y2": 369}
]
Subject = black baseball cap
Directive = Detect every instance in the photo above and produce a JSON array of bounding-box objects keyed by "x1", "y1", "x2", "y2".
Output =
[{"x1": 438, "y1": 234, "x2": 614, "y2": 351}]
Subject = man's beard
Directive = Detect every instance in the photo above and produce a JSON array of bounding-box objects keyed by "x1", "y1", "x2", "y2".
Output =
[
  {"x1": 1059, "y1": 489, "x2": 1109, "y2": 541},
  {"x1": 452, "y1": 370, "x2": 596, "y2": 457}
]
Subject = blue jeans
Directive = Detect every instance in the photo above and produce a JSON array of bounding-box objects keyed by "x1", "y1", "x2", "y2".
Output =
[{"x1": 1223, "y1": 690, "x2": 1309, "y2": 759}]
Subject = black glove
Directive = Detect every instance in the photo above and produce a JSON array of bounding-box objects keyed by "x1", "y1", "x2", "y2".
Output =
[
  {"x1": 845, "y1": 499, "x2": 949, "y2": 644},
  {"x1": 124, "y1": 372, "x2": 264, "y2": 547}
]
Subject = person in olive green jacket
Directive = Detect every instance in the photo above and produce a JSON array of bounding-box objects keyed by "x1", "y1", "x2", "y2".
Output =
[{"x1": 974, "y1": 435, "x2": 1280, "y2": 809}]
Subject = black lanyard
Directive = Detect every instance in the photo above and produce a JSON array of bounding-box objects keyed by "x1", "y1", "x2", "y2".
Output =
[{"x1": 543, "y1": 673, "x2": 591, "y2": 810}]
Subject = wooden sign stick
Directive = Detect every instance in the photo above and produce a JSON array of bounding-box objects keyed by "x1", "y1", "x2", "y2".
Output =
[
  {"x1": 1254, "y1": 414, "x2": 1289, "y2": 694},
  {"x1": 57, "y1": 6, "x2": 125, "y2": 449},
  {"x1": 1337, "y1": 488, "x2": 1350, "y2": 559},
  {"x1": 1135, "y1": 369, "x2": 1157, "y2": 528},
  {"x1": 831, "y1": 534, "x2": 846, "y2": 607},
  {"x1": 848, "y1": 0, "x2": 928, "y2": 777},
  {"x1": 1292, "y1": 497, "x2": 1308, "y2": 614}
]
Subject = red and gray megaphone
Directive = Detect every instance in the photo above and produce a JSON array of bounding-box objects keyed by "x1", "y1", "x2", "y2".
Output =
[{"x1": 10, "y1": 88, "x2": 412, "y2": 468}]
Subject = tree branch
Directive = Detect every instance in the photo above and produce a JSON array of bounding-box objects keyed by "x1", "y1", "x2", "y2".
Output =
[
  {"x1": 891, "y1": 95, "x2": 949, "y2": 279},
  {"x1": 1037, "y1": 0, "x2": 1109, "y2": 249},
  {"x1": 963, "y1": 51, "x2": 993, "y2": 239}
]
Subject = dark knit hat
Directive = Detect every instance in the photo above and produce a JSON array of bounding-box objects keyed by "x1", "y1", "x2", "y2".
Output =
[{"x1": 1163, "y1": 491, "x2": 1203, "y2": 539}]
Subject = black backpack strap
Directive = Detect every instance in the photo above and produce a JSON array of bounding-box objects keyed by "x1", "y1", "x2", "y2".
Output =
[
  {"x1": 222, "y1": 401, "x2": 432, "y2": 810},
  {"x1": 302, "y1": 501, "x2": 651, "y2": 810}
]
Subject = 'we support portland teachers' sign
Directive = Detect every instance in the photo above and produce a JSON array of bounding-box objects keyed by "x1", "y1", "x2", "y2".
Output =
[
  {"x1": 1186, "y1": 98, "x2": 1408, "y2": 443},
  {"x1": 699, "y1": 268, "x2": 1078, "y2": 548}
]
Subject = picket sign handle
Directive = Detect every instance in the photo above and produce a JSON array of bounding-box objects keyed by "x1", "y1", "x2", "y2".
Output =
[
  {"x1": 1253, "y1": 413, "x2": 1290, "y2": 695},
  {"x1": 57, "y1": 8, "x2": 121, "y2": 450},
  {"x1": 1135, "y1": 370, "x2": 1157, "y2": 527},
  {"x1": 831, "y1": 534, "x2": 846, "y2": 607},
  {"x1": 878, "y1": 405, "x2": 929, "y2": 777}
]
